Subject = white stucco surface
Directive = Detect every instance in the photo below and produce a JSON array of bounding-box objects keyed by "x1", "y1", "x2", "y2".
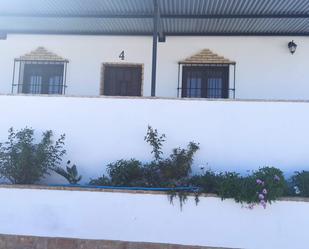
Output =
[
  {"x1": 0, "y1": 187, "x2": 308, "y2": 249},
  {"x1": 0, "y1": 95, "x2": 308, "y2": 182},
  {"x1": 0, "y1": 34, "x2": 309, "y2": 100}
]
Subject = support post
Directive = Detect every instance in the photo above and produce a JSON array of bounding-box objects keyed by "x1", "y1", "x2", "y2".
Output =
[
  {"x1": 233, "y1": 64, "x2": 236, "y2": 99},
  {"x1": 11, "y1": 60, "x2": 16, "y2": 94},
  {"x1": 151, "y1": 0, "x2": 159, "y2": 97},
  {"x1": 63, "y1": 61, "x2": 68, "y2": 95},
  {"x1": 177, "y1": 63, "x2": 181, "y2": 98}
]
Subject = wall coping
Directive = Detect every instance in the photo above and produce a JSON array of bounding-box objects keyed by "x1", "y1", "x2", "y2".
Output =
[
  {"x1": 1, "y1": 93, "x2": 309, "y2": 104},
  {"x1": 1, "y1": 184, "x2": 308, "y2": 203},
  {"x1": 0, "y1": 234, "x2": 235, "y2": 249}
]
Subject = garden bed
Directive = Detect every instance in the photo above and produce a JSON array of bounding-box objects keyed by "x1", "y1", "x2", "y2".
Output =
[{"x1": 0, "y1": 126, "x2": 308, "y2": 209}]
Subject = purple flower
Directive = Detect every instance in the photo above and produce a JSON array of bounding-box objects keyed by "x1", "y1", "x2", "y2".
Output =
[
  {"x1": 256, "y1": 179, "x2": 265, "y2": 186},
  {"x1": 258, "y1": 194, "x2": 265, "y2": 200},
  {"x1": 274, "y1": 175, "x2": 280, "y2": 182},
  {"x1": 260, "y1": 200, "x2": 267, "y2": 209},
  {"x1": 262, "y1": 189, "x2": 268, "y2": 195},
  {"x1": 256, "y1": 179, "x2": 263, "y2": 185},
  {"x1": 248, "y1": 203, "x2": 255, "y2": 210}
]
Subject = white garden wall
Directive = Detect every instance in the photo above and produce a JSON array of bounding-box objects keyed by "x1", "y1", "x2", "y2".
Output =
[
  {"x1": 0, "y1": 95, "x2": 309, "y2": 182},
  {"x1": 1, "y1": 34, "x2": 309, "y2": 100},
  {"x1": 0, "y1": 187, "x2": 308, "y2": 249}
]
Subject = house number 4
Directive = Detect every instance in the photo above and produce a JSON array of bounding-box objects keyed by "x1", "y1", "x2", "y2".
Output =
[{"x1": 119, "y1": 51, "x2": 125, "y2": 60}]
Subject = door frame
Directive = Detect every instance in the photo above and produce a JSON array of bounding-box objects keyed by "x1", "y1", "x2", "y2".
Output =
[{"x1": 100, "y1": 63, "x2": 144, "y2": 96}]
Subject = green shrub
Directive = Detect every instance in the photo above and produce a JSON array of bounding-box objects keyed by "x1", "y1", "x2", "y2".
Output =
[
  {"x1": 144, "y1": 127, "x2": 199, "y2": 187},
  {"x1": 107, "y1": 159, "x2": 144, "y2": 187},
  {"x1": 141, "y1": 162, "x2": 162, "y2": 187},
  {"x1": 89, "y1": 175, "x2": 111, "y2": 186},
  {"x1": 160, "y1": 142, "x2": 199, "y2": 183},
  {"x1": 253, "y1": 167, "x2": 286, "y2": 204},
  {"x1": 0, "y1": 127, "x2": 65, "y2": 184},
  {"x1": 190, "y1": 170, "x2": 221, "y2": 194},
  {"x1": 144, "y1": 126, "x2": 199, "y2": 186},
  {"x1": 217, "y1": 172, "x2": 245, "y2": 202},
  {"x1": 290, "y1": 171, "x2": 309, "y2": 197},
  {"x1": 190, "y1": 171, "x2": 259, "y2": 204},
  {"x1": 90, "y1": 127, "x2": 200, "y2": 189},
  {"x1": 188, "y1": 167, "x2": 287, "y2": 207}
]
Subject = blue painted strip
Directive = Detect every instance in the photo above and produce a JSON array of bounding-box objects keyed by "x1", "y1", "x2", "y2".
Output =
[{"x1": 47, "y1": 184, "x2": 199, "y2": 192}]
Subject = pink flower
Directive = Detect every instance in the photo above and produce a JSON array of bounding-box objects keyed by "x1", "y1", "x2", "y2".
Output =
[{"x1": 262, "y1": 189, "x2": 268, "y2": 195}]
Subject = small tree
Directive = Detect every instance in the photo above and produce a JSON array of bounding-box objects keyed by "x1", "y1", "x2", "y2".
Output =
[
  {"x1": 144, "y1": 126, "x2": 166, "y2": 161},
  {"x1": 0, "y1": 127, "x2": 66, "y2": 184}
]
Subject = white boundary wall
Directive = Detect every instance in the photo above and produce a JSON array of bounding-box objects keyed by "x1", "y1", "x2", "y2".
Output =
[
  {"x1": 0, "y1": 95, "x2": 309, "y2": 182},
  {"x1": 1, "y1": 35, "x2": 309, "y2": 100},
  {"x1": 0, "y1": 187, "x2": 308, "y2": 249}
]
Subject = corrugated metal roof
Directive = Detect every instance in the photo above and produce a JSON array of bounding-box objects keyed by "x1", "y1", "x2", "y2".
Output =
[
  {"x1": 0, "y1": 0, "x2": 309, "y2": 36},
  {"x1": 0, "y1": 0, "x2": 154, "y2": 16},
  {"x1": 0, "y1": 17, "x2": 153, "y2": 34},
  {"x1": 163, "y1": 18, "x2": 309, "y2": 34},
  {"x1": 159, "y1": 0, "x2": 309, "y2": 15}
]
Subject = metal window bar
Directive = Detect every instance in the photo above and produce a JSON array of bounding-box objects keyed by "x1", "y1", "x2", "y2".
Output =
[
  {"x1": 11, "y1": 59, "x2": 69, "y2": 95},
  {"x1": 177, "y1": 63, "x2": 236, "y2": 99},
  {"x1": 180, "y1": 88, "x2": 235, "y2": 99}
]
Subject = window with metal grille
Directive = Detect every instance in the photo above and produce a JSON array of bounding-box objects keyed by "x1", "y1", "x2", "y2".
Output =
[
  {"x1": 18, "y1": 62, "x2": 65, "y2": 95},
  {"x1": 181, "y1": 66, "x2": 229, "y2": 99}
]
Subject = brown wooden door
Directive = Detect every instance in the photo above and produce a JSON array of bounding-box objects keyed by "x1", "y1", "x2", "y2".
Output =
[{"x1": 103, "y1": 65, "x2": 142, "y2": 96}]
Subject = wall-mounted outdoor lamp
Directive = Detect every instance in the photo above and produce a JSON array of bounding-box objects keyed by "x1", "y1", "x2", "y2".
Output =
[
  {"x1": 288, "y1": 40, "x2": 297, "y2": 55},
  {"x1": 158, "y1": 35, "x2": 166, "y2": 43}
]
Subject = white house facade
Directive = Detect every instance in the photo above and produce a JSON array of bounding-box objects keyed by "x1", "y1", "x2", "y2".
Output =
[
  {"x1": 1, "y1": 1, "x2": 309, "y2": 249},
  {"x1": 1, "y1": 35, "x2": 309, "y2": 100}
]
